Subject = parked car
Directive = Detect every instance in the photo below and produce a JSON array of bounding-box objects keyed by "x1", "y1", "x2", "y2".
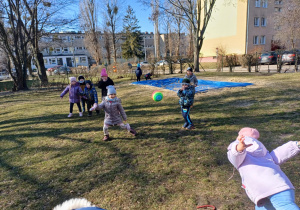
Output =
[
  {"x1": 259, "y1": 52, "x2": 277, "y2": 65},
  {"x1": 281, "y1": 50, "x2": 300, "y2": 64},
  {"x1": 47, "y1": 65, "x2": 62, "y2": 72},
  {"x1": 0, "y1": 73, "x2": 10, "y2": 81},
  {"x1": 156, "y1": 60, "x2": 169, "y2": 66},
  {"x1": 54, "y1": 66, "x2": 71, "y2": 75},
  {"x1": 140, "y1": 61, "x2": 150, "y2": 66},
  {"x1": 177, "y1": 58, "x2": 191, "y2": 64}
]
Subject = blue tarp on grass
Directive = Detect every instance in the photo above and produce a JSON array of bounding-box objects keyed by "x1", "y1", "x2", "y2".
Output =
[{"x1": 132, "y1": 78, "x2": 253, "y2": 93}]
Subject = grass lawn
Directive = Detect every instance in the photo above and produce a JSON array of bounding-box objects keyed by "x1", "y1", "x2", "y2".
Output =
[{"x1": 0, "y1": 72, "x2": 300, "y2": 210}]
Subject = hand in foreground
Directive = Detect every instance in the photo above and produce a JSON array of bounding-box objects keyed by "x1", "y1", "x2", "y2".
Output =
[{"x1": 236, "y1": 135, "x2": 253, "y2": 152}]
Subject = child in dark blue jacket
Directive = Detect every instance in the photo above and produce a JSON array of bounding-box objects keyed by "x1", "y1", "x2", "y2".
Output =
[
  {"x1": 177, "y1": 78, "x2": 195, "y2": 129},
  {"x1": 135, "y1": 63, "x2": 142, "y2": 82},
  {"x1": 82, "y1": 80, "x2": 99, "y2": 117}
]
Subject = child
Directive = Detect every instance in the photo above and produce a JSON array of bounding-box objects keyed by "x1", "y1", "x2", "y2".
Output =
[
  {"x1": 97, "y1": 68, "x2": 114, "y2": 99},
  {"x1": 227, "y1": 127, "x2": 300, "y2": 209},
  {"x1": 90, "y1": 85, "x2": 136, "y2": 141},
  {"x1": 78, "y1": 75, "x2": 86, "y2": 112},
  {"x1": 135, "y1": 63, "x2": 142, "y2": 82},
  {"x1": 145, "y1": 73, "x2": 152, "y2": 80},
  {"x1": 82, "y1": 80, "x2": 99, "y2": 117},
  {"x1": 184, "y1": 67, "x2": 198, "y2": 87},
  {"x1": 60, "y1": 77, "x2": 83, "y2": 117},
  {"x1": 177, "y1": 78, "x2": 195, "y2": 129}
]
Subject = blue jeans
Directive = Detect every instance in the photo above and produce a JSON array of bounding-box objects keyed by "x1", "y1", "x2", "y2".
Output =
[
  {"x1": 255, "y1": 189, "x2": 299, "y2": 210},
  {"x1": 181, "y1": 106, "x2": 193, "y2": 126}
]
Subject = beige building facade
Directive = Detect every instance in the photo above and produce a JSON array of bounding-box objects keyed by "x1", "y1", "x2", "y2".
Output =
[{"x1": 201, "y1": 0, "x2": 284, "y2": 58}]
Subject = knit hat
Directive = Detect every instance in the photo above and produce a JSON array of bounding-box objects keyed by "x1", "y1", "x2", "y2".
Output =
[
  {"x1": 107, "y1": 85, "x2": 116, "y2": 95},
  {"x1": 137, "y1": 63, "x2": 141, "y2": 68},
  {"x1": 69, "y1": 77, "x2": 76, "y2": 82},
  {"x1": 238, "y1": 127, "x2": 260, "y2": 139},
  {"x1": 85, "y1": 80, "x2": 92, "y2": 87},
  {"x1": 187, "y1": 67, "x2": 193, "y2": 72},
  {"x1": 101, "y1": 68, "x2": 108, "y2": 77},
  {"x1": 182, "y1": 78, "x2": 190, "y2": 85},
  {"x1": 78, "y1": 75, "x2": 85, "y2": 81}
]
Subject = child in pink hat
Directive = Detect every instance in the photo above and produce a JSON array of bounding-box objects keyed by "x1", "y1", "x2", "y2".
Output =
[
  {"x1": 227, "y1": 127, "x2": 300, "y2": 209},
  {"x1": 97, "y1": 68, "x2": 114, "y2": 99}
]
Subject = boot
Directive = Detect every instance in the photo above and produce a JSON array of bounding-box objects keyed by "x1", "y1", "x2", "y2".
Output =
[
  {"x1": 79, "y1": 112, "x2": 83, "y2": 117},
  {"x1": 67, "y1": 113, "x2": 73, "y2": 118},
  {"x1": 103, "y1": 135, "x2": 110, "y2": 141},
  {"x1": 129, "y1": 128, "x2": 137, "y2": 136}
]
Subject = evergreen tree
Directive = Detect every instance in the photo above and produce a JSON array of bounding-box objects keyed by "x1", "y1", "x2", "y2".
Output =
[{"x1": 122, "y1": 6, "x2": 144, "y2": 60}]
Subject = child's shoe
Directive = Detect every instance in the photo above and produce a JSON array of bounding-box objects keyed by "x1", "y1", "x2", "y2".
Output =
[
  {"x1": 79, "y1": 112, "x2": 83, "y2": 117},
  {"x1": 129, "y1": 128, "x2": 137, "y2": 136},
  {"x1": 186, "y1": 125, "x2": 195, "y2": 130},
  {"x1": 67, "y1": 113, "x2": 73, "y2": 118},
  {"x1": 182, "y1": 122, "x2": 188, "y2": 129},
  {"x1": 103, "y1": 135, "x2": 110, "y2": 141}
]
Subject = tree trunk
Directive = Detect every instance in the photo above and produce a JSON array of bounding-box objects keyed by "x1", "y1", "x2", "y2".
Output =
[{"x1": 34, "y1": 52, "x2": 48, "y2": 86}]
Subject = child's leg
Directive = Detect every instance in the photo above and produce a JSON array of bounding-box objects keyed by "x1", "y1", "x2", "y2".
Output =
[
  {"x1": 255, "y1": 189, "x2": 299, "y2": 210},
  {"x1": 70, "y1": 103, "x2": 74, "y2": 113},
  {"x1": 76, "y1": 102, "x2": 82, "y2": 112},
  {"x1": 81, "y1": 98, "x2": 86, "y2": 112},
  {"x1": 119, "y1": 123, "x2": 130, "y2": 131},
  {"x1": 181, "y1": 107, "x2": 190, "y2": 125},
  {"x1": 87, "y1": 101, "x2": 92, "y2": 116},
  {"x1": 269, "y1": 189, "x2": 299, "y2": 210},
  {"x1": 103, "y1": 124, "x2": 110, "y2": 136}
]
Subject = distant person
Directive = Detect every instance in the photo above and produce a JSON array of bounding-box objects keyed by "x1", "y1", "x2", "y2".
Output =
[
  {"x1": 135, "y1": 63, "x2": 143, "y2": 82},
  {"x1": 144, "y1": 73, "x2": 152, "y2": 80},
  {"x1": 81, "y1": 80, "x2": 99, "y2": 117},
  {"x1": 90, "y1": 85, "x2": 137, "y2": 141},
  {"x1": 184, "y1": 67, "x2": 198, "y2": 88},
  {"x1": 227, "y1": 127, "x2": 300, "y2": 210},
  {"x1": 177, "y1": 78, "x2": 195, "y2": 130},
  {"x1": 97, "y1": 68, "x2": 114, "y2": 99},
  {"x1": 60, "y1": 77, "x2": 83, "y2": 117},
  {"x1": 78, "y1": 75, "x2": 86, "y2": 112}
]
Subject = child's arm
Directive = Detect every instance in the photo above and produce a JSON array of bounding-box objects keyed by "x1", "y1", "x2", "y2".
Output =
[
  {"x1": 60, "y1": 86, "x2": 69, "y2": 98},
  {"x1": 227, "y1": 135, "x2": 250, "y2": 169},
  {"x1": 117, "y1": 102, "x2": 127, "y2": 121},
  {"x1": 270, "y1": 141, "x2": 300, "y2": 165},
  {"x1": 93, "y1": 88, "x2": 98, "y2": 104}
]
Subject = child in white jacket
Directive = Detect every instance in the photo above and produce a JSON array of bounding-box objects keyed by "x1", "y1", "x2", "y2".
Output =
[{"x1": 227, "y1": 127, "x2": 300, "y2": 210}]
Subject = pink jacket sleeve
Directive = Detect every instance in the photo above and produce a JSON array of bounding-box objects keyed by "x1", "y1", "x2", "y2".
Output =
[
  {"x1": 270, "y1": 141, "x2": 300, "y2": 165},
  {"x1": 227, "y1": 141, "x2": 247, "y2": 169}
]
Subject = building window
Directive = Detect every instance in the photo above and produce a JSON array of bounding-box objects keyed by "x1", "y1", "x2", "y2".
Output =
[
  {"x1": 254, "y1": 17, "x2": 260, "y2": 26},
  {"x1": 275, "y1": 0, "x2": 282, "y2": 5},
  {"x1": 261, "y1": 17, "x2": 267, "y2": 26},
  {"x1": 77, "y1": 47, "x2": 83, "y2": 50},
  {"x1": 50, "y1": 58, "x2": 56, "y2": 64},
  {"x1": 63, "y1": 47, "x2": 69, "y2": 53},
  {"x1": 80, "y1": 57, "x2": 87, "y2": 63},
  {"x1": 262, "y1": 0, "x2": 268, "y2": 8},
  {"x1": 274, "y1": 7, "x2": 282, "y2": 12},
  {"x1": 255, "y1": 0, "x2": 261, "y2": 7},
  {"x1": 260, "y1": 36, "x2": 266, "y2": 44},
  {"x1": 54, "y1": 48, "x2": 61, "y2": 53},
  {"x1": 253, "y1": 36, "x2": 259, "y2": 45}
]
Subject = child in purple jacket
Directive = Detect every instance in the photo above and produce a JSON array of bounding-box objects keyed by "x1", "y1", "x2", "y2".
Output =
[
  {"x1": 227, "y1": 127, "x2": 300, "y2": 209},
  {"x1": 60, "y1": 77, "x2": 83, "y2": 117}
]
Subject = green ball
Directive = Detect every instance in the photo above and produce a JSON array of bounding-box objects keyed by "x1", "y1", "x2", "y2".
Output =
[{"x1": 152, "y1": 91, "x2": 163, "y2": 101}]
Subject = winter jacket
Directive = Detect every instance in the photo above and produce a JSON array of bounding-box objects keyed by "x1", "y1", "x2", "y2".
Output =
[
  {"x1": 177, "y1": 86, "x2": 195, "y2": 107},
  {"x1": 97, "y1": 77, "x2": 114, "y2": 97},
  {"x1": 82, "y1": 85, "x2": 99, "y2": 104},
  {"x1": 135, "y1": 67, "x2": 142, "y2": 76},
  {"x1": 95, "y1": 97, "x2": 127, "y2": 125},
  {"x1": 227, "y1": 137, "x2": 300, "y2": 206},
  {"x1": 184, "y1": 74, "x2": 198, "y2": 86},
  {"x1": 60, "y1": 82, "x2": 83, "y2": 103},
  {"x1": 79, "y1": 82, "x2": 85, "y2": 91}
]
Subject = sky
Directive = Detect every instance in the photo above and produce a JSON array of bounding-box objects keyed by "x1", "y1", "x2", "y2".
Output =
[{"x1": 63, "y1": 0, "x2": 154, "y2": 33}]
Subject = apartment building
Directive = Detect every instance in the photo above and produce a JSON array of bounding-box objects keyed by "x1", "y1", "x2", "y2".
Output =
[{"x1": 201, "y1": 0, "x2": 287, "y2": 58}]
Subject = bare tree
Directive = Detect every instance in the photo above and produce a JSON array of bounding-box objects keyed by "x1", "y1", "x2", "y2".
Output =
[
  {"x1": 103, "y1": 0, "x2": 120, "y2": 64},
  {"x1": 273, "y1": 0, "x2": 300, "y2": 50},
  {"x1": 103, "y1": 29, "x2": 112, "y2": 65},
  {"x1": 80, "y1": 0, "x2": 102, "y2": 65},
  {"x1": 145, "y1": 0, "x2": 216, "y2": 72}
]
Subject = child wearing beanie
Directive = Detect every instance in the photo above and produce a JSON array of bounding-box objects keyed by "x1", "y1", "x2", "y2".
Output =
[
  {"x1": 97, "y1": 68, "x2": 114, "y2": 99},
  {"x1": 177, "y1": 78, "x2": 195, "y2": 129},
  {"x1": 90, "y1": 85, "x2": 136, "y2": 141},
  {"x1": 183, "y1": 67, "x2": 198, "y2": 87},
  {"x1": 78, "y1": 75, "x2": 86, "y2": 112},
  {"x1": 227, "y1": 127, "x2": 300, "y2": 209},
  {"x1": 81, "y1": 80, "x2": 99, "y2": 117},
  {"x1": 135, "y1": 64, "x2": 142, "y2": 82},
  {"x1": 60, "y1": 77, "x2": 83, "y2": 117}
]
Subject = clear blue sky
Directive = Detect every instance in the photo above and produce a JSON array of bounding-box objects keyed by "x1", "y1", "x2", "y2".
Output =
[{"x1": 62, "y1": 0, "x2": 154, "y2": 33}]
